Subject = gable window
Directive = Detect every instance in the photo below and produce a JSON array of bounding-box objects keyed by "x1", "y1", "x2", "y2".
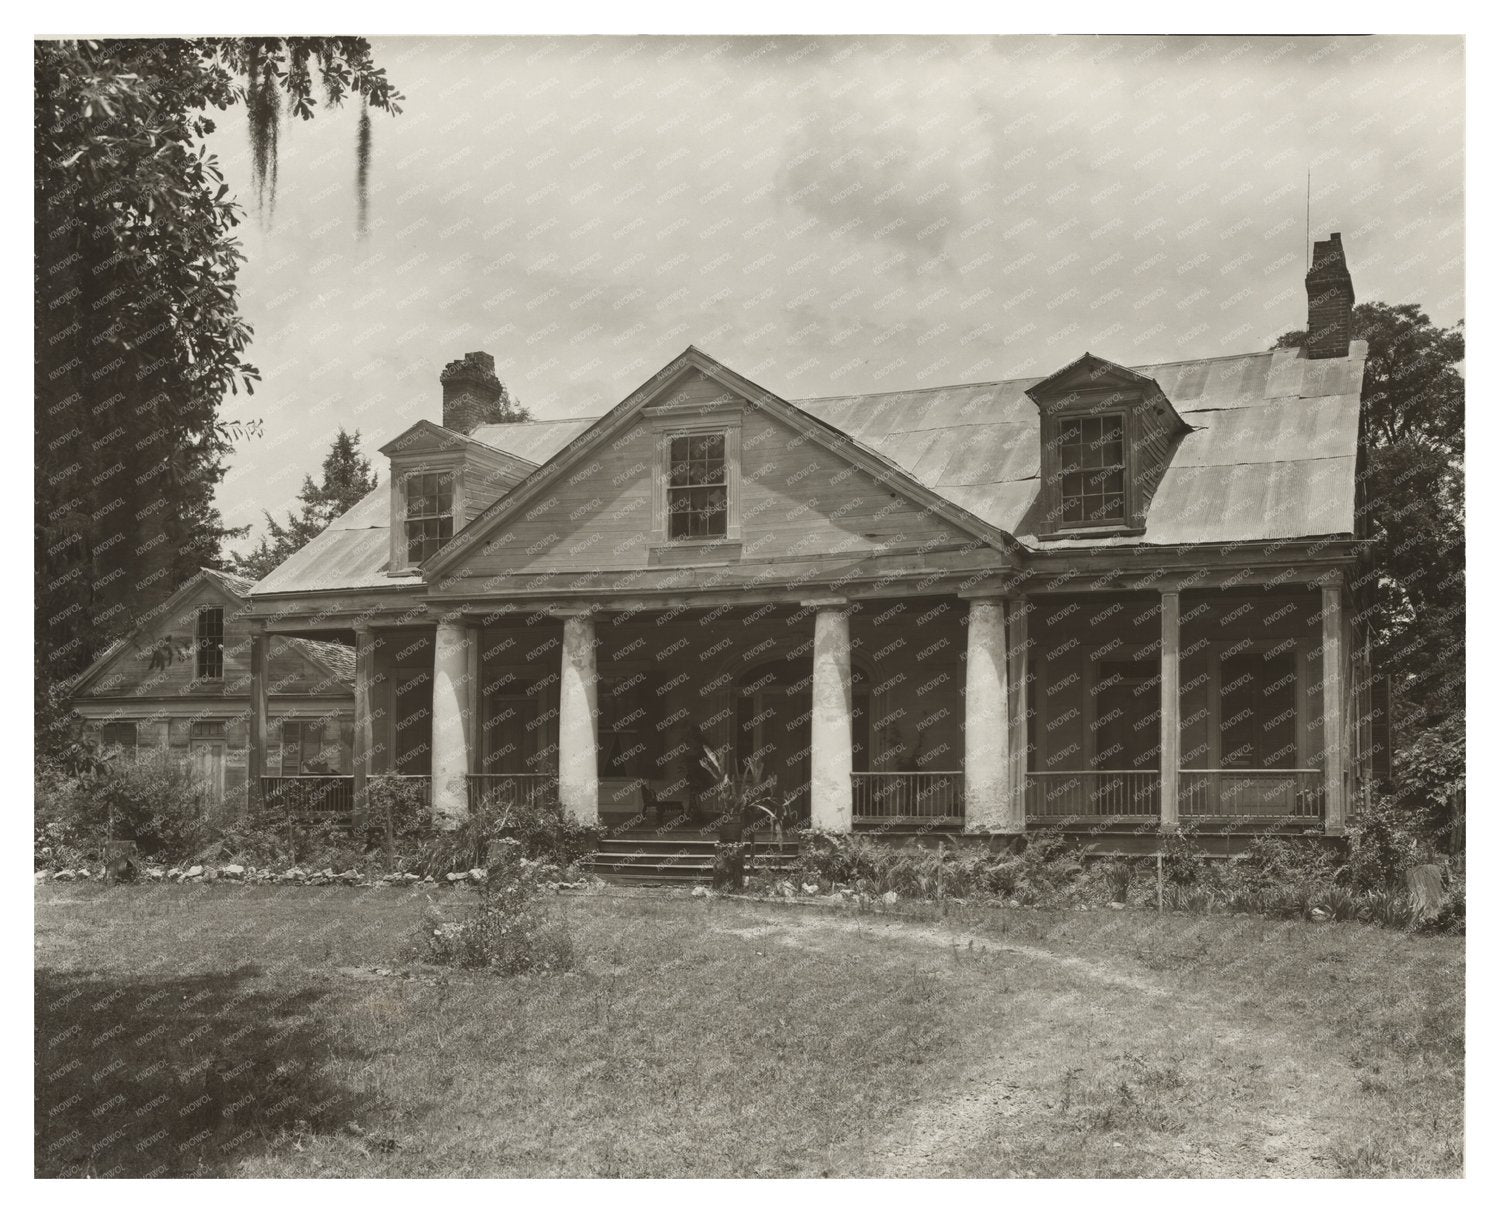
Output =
[
  {"x1": 195, "y1": 606, "x2": 224, "y2": 679},
  {"x1": 667, "y1": 432, "x2": 728, "y2": 540},
  {"x1": 1057, "y1": 413, "x2": 1127, "y2": 526},
  {"x1": 404, "y1": 471, "x2": 455, "y2": 564},
  {"x1": 101, "y1": 721, "x2": 137, "y2": 755}
]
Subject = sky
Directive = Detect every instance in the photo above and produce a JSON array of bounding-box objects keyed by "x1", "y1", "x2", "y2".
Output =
[{"x1": 208, "y1": 34, "x2": 1465, "y2": 540}]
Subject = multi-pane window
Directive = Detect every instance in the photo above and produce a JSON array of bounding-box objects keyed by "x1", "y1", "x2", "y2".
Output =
[
  {"x1": 1219, "y1": 651, "x2": 1298, "y2": 768},
  {"x1": 100, "y1": 721, "x2": 137, "y2": 755},
  {"x1": 404, "y1": 471, "x2": 455, "y2": 564},
  {"x1": 667, "y1": 432, "x2": 728, "y2": 539},
  {"x1": 281, "y1": 720, "x2": 338, "y2": 775},
  {"x1": 195, "y1": 606, "x2": 224, "y2": 679},
  {"x1": 1057, "y1": 413, "x2": 1127, "y2": 525}
]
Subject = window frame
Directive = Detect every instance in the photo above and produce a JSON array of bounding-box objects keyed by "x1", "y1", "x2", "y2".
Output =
[
  {"x1": 648, "y1": 408, "x2": 743, "y2": 550},
  {"x1": 1055, "y1": 411, "x2": 1128, "y2": 529},
  {"x1": 194, "y1": 605, "x2": 225, "y2": 681},
  {"x1": 100, "y1": 720, "x2": 138, "y2": 756},
  {"x1": 389, "y1": 458, "x2": 466, "y2": 573},
  {"x1": 1038, "y1": 398, "x2": 1147, "y2": 539}
]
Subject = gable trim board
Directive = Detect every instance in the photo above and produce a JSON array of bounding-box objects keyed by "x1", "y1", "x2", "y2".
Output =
[{"x1": 421, "y1": 346, "x2": 1024, "y2": 587}]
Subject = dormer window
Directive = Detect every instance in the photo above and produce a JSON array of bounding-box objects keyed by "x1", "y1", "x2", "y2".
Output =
[
  {"x1": 404, "y1": 471, "x2": 455, "y2": 563},
  {"x1": 1025, "y1": 352, "x2": 1191, "y2": 540},
  {"x1": 1058, "y1": 413, "x2": 1127, "y2": 525}
]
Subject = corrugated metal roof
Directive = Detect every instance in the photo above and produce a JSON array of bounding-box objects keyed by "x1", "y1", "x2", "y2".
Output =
[
  {"x1": 250, "y1": 342, "x2": 1364, "y2": 596},
  {"x1": 795, "y1": 343, "x2": 1365, "y2": 548}
]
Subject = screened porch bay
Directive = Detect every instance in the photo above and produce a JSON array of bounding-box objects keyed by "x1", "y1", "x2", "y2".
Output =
[{"x1": 1024, "y1": 590, "x2": 1350, "y2": 832}]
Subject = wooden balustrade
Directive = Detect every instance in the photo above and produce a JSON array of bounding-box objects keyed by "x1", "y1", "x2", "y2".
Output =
[
  {"x1": 1026, "y1": 770, "x2": 1161, "y2": 823},
  {"x1": 466, "y1": 772, "x2": 560, "y2": 811},
  {"x1": 851, "y1": 771, "x2": 964, "y2": 823},
  {"x1": 260, "y1": 775, "x2": 354, "y2": 820},
  {"x1": 1178, "y1": 769, "x2": 1323, "y2": 823}
]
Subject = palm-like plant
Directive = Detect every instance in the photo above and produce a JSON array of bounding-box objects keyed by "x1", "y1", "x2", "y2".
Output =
[{"x1": 698, "y1": 746, "x2": 791, "y2": 843}]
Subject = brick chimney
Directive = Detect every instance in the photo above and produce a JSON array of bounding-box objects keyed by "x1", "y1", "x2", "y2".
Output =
[
  {"x1": 440, "y1": 351, "x2": 512, "y2": 433},
  {"x1": 1305, "y1": 232, "x2": 1356, "y2": 360}
]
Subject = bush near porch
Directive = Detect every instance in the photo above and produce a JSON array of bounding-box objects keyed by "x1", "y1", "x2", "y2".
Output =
[
  {"x1": 35, "y1": 759, "x2": 599, "y2": 884},
  {"x1": 788, "y1": 804, "x2": 1463, "y2": 933}
]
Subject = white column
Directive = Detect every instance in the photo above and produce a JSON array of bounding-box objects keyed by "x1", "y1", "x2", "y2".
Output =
[
  {"x1": 558, "y1": 612, "x2": 600, "y2": 827},
  {"x1": 1007, "y1": 597, "x2": 1029, "y2": 829},
  {"x1": 809, "y1": 602, "x2": 853, "y2": 832},
  {"x1": 431, "y1": 619, "x2": 472, "y2": 828},
  {"x1": 1321, "y1": 581, "x2": 1347, "y2": 835},
  {"x1": 1159, "y1": 589, "x2": 1181, "y2": 829},
  {"x1": 352, "y1": 624, "x2": 375, "y2": 828},
  {"x1": 963, "y1": 596, "x2": 1011, "y2": 832}
]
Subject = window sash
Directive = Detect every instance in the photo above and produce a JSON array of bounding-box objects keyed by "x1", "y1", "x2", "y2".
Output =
[
  {"x1": 403, "y1": 471, "x2": 456, "y2": 563},
  {"x1": 195, "y1": 607, "x2": 224, "y2": 679},
  {"x1": 1057, "y1": 413, "x2": 1127, "y2": 525}
]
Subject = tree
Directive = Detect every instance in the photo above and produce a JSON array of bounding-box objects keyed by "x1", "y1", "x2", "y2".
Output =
[
  {"x1": 232, "y1": 428, "x2": 378, "y2": 580},
  {"x1": 1276, "y1": 302, "x2": 1465, "y2": 833},
  {"x1": 35, "y1": 39, "x2": 401, "y2": 701}
]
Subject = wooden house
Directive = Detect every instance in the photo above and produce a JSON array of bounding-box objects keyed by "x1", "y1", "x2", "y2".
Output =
[
  {"x1": 69, "y1": 568, "x2": 356, "y2": 817},
  {"x1": 231, "y1": 235, "x2": 1375, "y2": 851}
]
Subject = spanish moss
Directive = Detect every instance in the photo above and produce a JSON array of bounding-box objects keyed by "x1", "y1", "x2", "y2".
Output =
[
  {"x1": 247, "y1": 51, "x2": 280, "y2": 220},
  {"x1": 356, "y1": 100, "x2": 371, "y2": 239}
]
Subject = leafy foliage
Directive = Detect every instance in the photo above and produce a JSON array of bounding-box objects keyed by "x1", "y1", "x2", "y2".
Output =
[
  {"x1": 35, "y1": 39, "x2": 400, "y2": 709},
  {"x1": 1275, "y1": 301, "x2": 1464, "y2": 847},
  {"x1": 417, "y1": 841, "x2": 577, "y2": 974},
  {"x1": 37, "y1": 749, "x2": 213, "y2": 864},
  {"x1": 231, "y1": 428, "x2": 379, "y2": 579}
]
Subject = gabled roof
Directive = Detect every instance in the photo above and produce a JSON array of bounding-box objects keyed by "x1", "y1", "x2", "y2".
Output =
[
  {"x1": 247, "y1": 340, "x2": 1367, "y2": 597},
  {"x1": 422, "y1": 346, "x2": 1023, "y2": 580},
  {"x1": 284, "y1": 637, "x2": 356, "y2": 685},
  {"x1": 69, "y1": 568, "x2": 247, "y2": 696}
]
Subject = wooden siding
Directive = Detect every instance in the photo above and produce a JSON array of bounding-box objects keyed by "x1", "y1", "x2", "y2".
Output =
[{"x1": 454, "y1": 368, "x2": 982, "y2": 578}]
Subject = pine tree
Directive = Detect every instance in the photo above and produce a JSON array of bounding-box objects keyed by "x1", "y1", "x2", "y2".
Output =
[{"x1": 232, "y1": 428, "x2": 378, "y2": 580}]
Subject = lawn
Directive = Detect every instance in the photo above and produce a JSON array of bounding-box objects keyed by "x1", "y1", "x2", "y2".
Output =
[{"x1": 35, "y1": 883, "x2": 1463, "y2": 1177}]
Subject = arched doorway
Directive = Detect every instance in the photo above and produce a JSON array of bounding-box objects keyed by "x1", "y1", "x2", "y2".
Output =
[{"x1": 734, "y1": 657, "x2": 870, "y2": 818}]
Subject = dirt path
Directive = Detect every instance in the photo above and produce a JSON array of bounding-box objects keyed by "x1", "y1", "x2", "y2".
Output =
[{"x1": 714, "y1": 909, "x2": 1359, "y2": 1177}]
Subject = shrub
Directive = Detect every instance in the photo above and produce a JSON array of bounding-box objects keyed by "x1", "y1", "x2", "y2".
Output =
[
  {"x1": 37, "y1": 750, "x2": 212, "y2": 863},
  {"x1": 406, "y1": 793, "x2": 599, "y2": 878},
  {"x1": 417, "y1": 841, "x2": 576, "y2": 973},
  {"x1": 1343, "y1": 794, "x2": 1440, "y2": 892}
]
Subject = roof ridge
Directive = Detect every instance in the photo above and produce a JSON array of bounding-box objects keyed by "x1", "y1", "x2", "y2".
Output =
[{"x1": 794, "y1": 348, "x2": 1292, "y2": 405}]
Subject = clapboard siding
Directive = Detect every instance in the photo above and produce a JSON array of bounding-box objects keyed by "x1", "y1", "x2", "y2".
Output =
[{"x1": 461, "y1": 370, "x2": 978, "y2": 576}]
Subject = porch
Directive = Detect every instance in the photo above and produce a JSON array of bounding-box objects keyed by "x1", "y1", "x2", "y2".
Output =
[{"x1": 248, "y1": 583, "x2": 1363, "y2": 840}]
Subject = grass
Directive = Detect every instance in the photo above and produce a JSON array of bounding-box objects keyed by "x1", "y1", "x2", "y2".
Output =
[{"x1": 35, "y1": 883, "x2": 1463, "y2": 1177}]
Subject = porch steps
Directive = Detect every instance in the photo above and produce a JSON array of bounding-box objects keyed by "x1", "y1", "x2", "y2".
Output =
[{"x1": 586, "y1": 833, "x2": 800, "y2": 886}]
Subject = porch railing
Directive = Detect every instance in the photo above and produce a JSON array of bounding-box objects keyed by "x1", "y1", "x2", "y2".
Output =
[
  {"x1": 1026, "y1": 770, "x2": 1161, "y2": 823},
  {"x1": 467, "y1": 772, "x2": 560, "y2": 811},
  {"x1": 379, "y1": 773, "x2": 432, "y2": 807},
  {"x1": 1179, "y1": 769, "x2": 1323, "y2": 823},
  {"x1": 261, "y1": 775, "x2": 354, "y2": 819},
  {"x1": 851, "y1": 771, "x2": 964, "y2": 823}
]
